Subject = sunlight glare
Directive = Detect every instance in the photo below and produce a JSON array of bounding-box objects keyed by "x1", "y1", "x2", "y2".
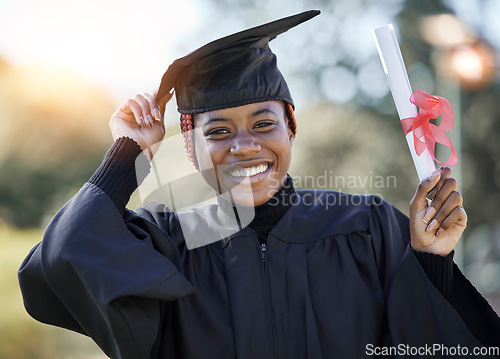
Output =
[{"x1": 0, "y1": 0, "x2": 200, "y2": 95}]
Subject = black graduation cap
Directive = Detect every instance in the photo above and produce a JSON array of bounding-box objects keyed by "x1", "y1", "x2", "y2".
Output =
[{"x1": 156, "y1": 10, "x2": 320, "y2": 114}]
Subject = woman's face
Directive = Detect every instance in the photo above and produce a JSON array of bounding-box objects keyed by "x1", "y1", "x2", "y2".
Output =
[{"x1": 193, "y1": 100, "x2": 294, "y2": 206}]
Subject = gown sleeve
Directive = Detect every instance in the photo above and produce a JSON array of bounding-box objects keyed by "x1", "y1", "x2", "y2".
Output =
[
  {"x1": 18, "y1": 139, "x2": 194, "y2": 359},
  {"x1": 370, "y1": 199, "x2": 500, "y2": 356}
]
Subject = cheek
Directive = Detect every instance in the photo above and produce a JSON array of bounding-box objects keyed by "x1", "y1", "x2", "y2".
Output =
[
  {"x1": 192, "y1": 136, "x2": 210, "y2": 169},
  {"x1": 278, "y1": 144, "x2": 292, "y2": 168},
  {"x1": 194, "y1": 139, "x2": 226, "y2": 169},
  {"x1": 274, "y1": 129, "x2": 293, "y2": 154},
  {"x1": 194, "y1": 141, "x2": 226, "y2": 192},
  {"x1": 269, "y1": 134, "x2": 293, "y2": 170}
]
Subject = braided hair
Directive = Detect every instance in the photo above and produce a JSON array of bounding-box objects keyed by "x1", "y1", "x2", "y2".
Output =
[{"x1": 180, "y1": 102, "x2": 297, "y2": 170}]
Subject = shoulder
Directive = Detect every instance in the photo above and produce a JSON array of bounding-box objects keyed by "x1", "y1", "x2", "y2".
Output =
[
  {"x1": 134, "y1": 202, "x2": 232, "y2": 249},
  {"x1": 270, "y1": 189, "x2": 401, "y2": 241},
  {"x1": 294, "y1": 188, "x2": 385, "y2": 221}
]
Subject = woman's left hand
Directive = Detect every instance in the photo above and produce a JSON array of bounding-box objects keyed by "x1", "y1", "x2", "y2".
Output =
[{"x1": 409, "y1": 167, "x2": 467, "y2": 256}]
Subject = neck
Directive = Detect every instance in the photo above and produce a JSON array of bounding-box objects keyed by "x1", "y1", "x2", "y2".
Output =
[
  {"x1": 249, "y1": 175, "x2": 295, "y2": 240},
  {"x1": 215, "y1": 175, "x2": 295, "y2": 236}
]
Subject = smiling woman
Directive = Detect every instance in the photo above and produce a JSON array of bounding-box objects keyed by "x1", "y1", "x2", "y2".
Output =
[
  {"x1": 193, "y1": 101, "x2": 294, "y2": 206},
  {"x1": 18, "y1": 9, "x2": 500, "y2": 359}
]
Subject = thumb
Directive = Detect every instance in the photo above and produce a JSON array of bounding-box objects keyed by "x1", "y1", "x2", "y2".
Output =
[{"x1": 153, "y1": 88, "x2": 174, "y2": 116}]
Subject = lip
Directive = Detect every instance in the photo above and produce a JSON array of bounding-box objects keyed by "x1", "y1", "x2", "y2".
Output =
[
  {"x1": 221, "y1": 160, "x2": 273, "y2": 182},
  {"x1": 228, "y1": 163, "x2": 269, "y2": 178}
]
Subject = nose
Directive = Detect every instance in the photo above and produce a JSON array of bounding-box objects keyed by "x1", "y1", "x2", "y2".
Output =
[{"x1": 230, "y1": 131, "x2": 261, "y2": 157}]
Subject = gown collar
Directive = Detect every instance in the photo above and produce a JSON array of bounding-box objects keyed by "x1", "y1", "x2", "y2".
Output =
[{"x1": 249, "y1": 175, "x2": 296, "y2": 239}]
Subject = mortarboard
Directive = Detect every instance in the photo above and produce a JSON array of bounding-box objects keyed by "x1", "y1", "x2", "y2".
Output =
[{"x1": 156, "y1": 10, "x2": 321, "y2": 114}]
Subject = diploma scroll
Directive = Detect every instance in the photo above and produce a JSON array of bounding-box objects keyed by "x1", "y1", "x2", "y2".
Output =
[{"x1": 373, "y1": 24, "x2": 436, "y2": 181}]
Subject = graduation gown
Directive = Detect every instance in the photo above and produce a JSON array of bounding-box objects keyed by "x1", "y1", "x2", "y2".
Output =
[{"x1": 18, "y1": 178, "x2": 500, "y2": 359}]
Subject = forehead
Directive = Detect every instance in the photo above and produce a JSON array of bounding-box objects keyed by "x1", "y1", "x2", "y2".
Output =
[{"x1": 193, "y1": 100, "x2": 284, "y2": 125}]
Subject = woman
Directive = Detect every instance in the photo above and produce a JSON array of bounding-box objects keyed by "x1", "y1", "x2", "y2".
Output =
[{"x1": 19, "y1": 10, "x2": 499, "y2": 359}]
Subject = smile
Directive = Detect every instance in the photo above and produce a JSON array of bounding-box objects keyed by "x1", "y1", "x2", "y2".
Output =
[{"x1": 228, "y1": 163, "x2": 269, "y2": 178}]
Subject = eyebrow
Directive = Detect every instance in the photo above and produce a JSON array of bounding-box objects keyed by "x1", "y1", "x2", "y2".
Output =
[
  {"x1": 250, "y1": 108, "x2": 277, "y2": 118},
  {"x1": 203, "y1": 108, "x2": 278, "y2": 126},
  {"x1": 204, "y1": 117, "x2": 229, "y2": 126}
]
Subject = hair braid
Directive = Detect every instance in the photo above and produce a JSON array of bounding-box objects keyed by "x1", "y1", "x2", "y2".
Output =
[
  {"x1": 180, "y1": 102, "x2": 297, "y2": 170},
  {"x1": 285, "y1": 102, "x2": 297, "y2": 137},
  {"x1": 180, "y1": 114, "x2": 198, "y2": 170}
]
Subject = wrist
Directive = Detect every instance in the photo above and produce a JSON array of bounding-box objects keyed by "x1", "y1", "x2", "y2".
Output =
[
  {"x1": 412, "y1": 248, "x2": 454, "y2": 299},
  {"x1": 89, "y1": 137, "x2": 150, "y2": 211},
  {"x1": 410, "y1": 245, "x2": 453, "y2": 257}
]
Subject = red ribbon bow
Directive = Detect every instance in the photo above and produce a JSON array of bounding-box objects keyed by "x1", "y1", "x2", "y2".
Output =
[{"x1": 400, "y1": 90, "x2": 458, "y2": 167}]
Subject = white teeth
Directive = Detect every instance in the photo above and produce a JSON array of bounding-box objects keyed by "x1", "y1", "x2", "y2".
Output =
[{"x1": 229, "y1": 163, "x2": 269, "y2": 178}]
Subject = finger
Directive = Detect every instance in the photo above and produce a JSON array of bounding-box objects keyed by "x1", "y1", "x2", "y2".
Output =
[
  {"x1": 143, "y1": 93, "x2": 162, "y2": 122},
  {"x1": 134, "y1": 94, "x2": 154, "y2": 128},
  {"x1": 425, "y1": 190, "x2": 463, "y2": 234},
  {"x1": 117, "y1": 100, "x2": 133, "y2": 115},
  {"x1": 435, "y1": 206, "x2": 467, "y2": 237},
  {"x1": 410, "y1": 167, "x2": 444, "y2": 213},
  {"x1": 155, "y1": 88, "x2": 174, "y2": 116},
  {"x1": 127, "y1": 100, "x2": 146, "y2": 127},
  {"x1": 426, "y1": 167, "x2": 453, "y2": 201},
  {"x1": 428, "y1": 176, "x2": 459, "y2": 213},
  {"x1": 422, "y1": 176, "x2": 459, "y2": 224}
]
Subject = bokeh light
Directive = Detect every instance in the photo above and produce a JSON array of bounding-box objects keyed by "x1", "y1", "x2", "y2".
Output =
[
  {"x1": 320, "y1": 66, "x2": 357, "y2": 103},
  {"x1": 451, "y1": 43, "x2": 496, "y2": 88},
  {"x1": 0, "y1": 0, "x2": 202, "y2": 99}
]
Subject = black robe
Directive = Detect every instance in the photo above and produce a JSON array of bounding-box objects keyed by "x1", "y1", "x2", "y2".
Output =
[{"x1": 19, "y1": 182, "x2": 500, "y2": 358}]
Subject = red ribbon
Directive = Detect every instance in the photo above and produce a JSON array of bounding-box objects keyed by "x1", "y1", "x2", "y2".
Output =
[{"x1": 400, "y1": 90, "x2": 458, "y2": 167}]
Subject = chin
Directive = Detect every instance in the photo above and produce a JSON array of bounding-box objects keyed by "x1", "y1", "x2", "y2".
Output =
[
  {"x1": 230, "y1": 192, "x2": 256, "y2": 207},
  {"x1": 203, "y1": 164, "x2": 285, "y2": 207},
  {"x1": 218, "y1": 185, "x2": 276, "y2": 207}
]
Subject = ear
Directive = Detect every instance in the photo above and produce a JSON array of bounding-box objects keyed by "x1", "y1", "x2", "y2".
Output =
[
  {"x1": 282, "y1": 101, "x2": 295, "y2": 145},
  {"x1": 288, "y1": 127, "x2": 295, "y2": 145}
]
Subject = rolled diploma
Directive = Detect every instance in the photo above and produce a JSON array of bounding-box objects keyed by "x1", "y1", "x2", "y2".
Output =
[{"x1": 373, "y1": 24, "x2": 436, "y2": 181}]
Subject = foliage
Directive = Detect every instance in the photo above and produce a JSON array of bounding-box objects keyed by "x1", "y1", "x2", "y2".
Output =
[
  {"x1": 0, "y1": 60, "x2": 115, "y2": 227},
  {"x1": 0, "y1": 226, "x2": 105, "y2": 358}
]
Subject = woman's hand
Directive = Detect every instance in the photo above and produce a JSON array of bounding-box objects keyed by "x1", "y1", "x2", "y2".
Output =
[
  {"x1": 410, "y1": 167, "x2": 467, "y2": 256},
  {"x1": 109, "y1": 90, "x2": 172, "y2": 158}
]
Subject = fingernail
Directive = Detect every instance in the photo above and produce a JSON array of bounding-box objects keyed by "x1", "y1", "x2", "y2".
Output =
[
  {"x1": 428, "y1": 169, "x2": 442, "y2": 181},
  {"x1": 423, "y1": 206, "x2": 436, "y2": 224},
  {"x1": 139, "y1": 116, "x2": 145, "y2": 127},
  {"x1": 426, "y1": 219, "x2": 439, "y2": 233},
  {"x1": 147, "y1": 114, "x2": 153, "y2": 127},
  {"x1": 153, "y1": 108, "x2": 161, "y2": 121},
  {"x1": 436, "y1": 227, "x2": 444, "y2": 237}
]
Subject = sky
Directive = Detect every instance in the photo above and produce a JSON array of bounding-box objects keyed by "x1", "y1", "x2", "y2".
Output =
[
  {"x1": 444, "y1": 0, "x2": 500, "y2": 49},
  {"x1": 0, "y1": 0, "x2": 499, "y2": 108},
  {"x1": 0, "y1": 0, "x2": 207, "y2": 102},
  {"x1": 0, "y1": 0, "x2": 399, "y2": 107}
]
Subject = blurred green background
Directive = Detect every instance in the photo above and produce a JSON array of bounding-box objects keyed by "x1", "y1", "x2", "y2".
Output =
[{"x1": 1, "y1": 0, "x2": 500, "y2": 357}]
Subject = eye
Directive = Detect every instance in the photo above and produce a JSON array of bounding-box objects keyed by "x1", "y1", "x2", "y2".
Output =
[
  {"x1": 206, "y1": 127, "x2": 230, "y2": 137},
  {"x1": 254, "y1": 121, "x2": 275, "y2": 130}
]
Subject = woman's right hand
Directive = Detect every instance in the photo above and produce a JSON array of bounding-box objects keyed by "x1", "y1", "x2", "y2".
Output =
[{"x1": 109, "y1": 90, "x2": 172, "y2": 157}]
